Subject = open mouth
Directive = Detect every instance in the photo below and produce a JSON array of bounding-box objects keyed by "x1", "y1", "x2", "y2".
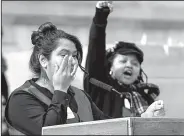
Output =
[{"x1": 123, "y1": 70, "x2": 132, "y2": 77}]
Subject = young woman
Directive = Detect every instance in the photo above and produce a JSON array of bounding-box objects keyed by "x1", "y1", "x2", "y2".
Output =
[
  {"x1": 84, "y1": 1, "x2": 165, "y2": 118},
  {"x1": 5, "y1": 22, "x2": 109, "y2": 135}
]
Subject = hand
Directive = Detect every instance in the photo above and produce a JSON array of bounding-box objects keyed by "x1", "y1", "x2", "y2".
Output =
[
  {"x1": 96, "y1": 1, "x2": 113, "y2": 13},
  {"x1": 53, "y1": 55, "x2": 78, "y2": 93},
  {"x1": 141, "y1": 100, "x2": 165, "y2": 117}
]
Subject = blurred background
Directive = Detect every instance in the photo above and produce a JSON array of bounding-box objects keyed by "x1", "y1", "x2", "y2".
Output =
[{"x1": 2, "y1": 1, "x2": 184, "y2": 118}]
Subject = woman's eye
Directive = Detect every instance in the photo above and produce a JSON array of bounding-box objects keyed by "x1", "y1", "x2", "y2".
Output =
[
  {"x1": 60, "y1": 54, "x2": 67, "y2": 57},
  {"x1": 72, "y1": 55, "x2": 77, "y2": 58},
  {"x1": 132, "y1": 62, "x2": 139, "y2": 66},
  {"x1": 120, "y1": 60, "x2": 127, "y2": 63}
]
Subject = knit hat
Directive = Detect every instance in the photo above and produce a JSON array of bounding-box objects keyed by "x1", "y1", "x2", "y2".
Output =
[{"x1": 106, "y1": 41, "x2": 144, "y2": 64}]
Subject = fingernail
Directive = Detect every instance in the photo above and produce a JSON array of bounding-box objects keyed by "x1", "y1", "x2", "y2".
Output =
[{"x1": 64, "y1": 55, "x2": 68, "y2": 58}]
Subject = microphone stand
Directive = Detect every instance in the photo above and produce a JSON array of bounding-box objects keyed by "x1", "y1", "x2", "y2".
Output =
[{"x1": 111, "y1": 88, "x2": 123, "y2": 98}]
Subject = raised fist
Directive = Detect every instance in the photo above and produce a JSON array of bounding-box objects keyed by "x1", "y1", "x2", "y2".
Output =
[
  {"x1": 96, "y1": 1, "x2": 113, "y2": 13},
  {"x1": 141, "y1": 100, "x2": 165, "y2": 117}
]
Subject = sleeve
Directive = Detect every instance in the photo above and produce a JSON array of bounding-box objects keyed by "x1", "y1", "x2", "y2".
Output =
[
  {"x1": 84, "y1": 7, "x2": 110, "y2": 82},
  {"x1": 7, "y1": 90, "x2": 70, "y2": 135},
  {"x1": 83, "y1": 7, "x2": 110, "y2": 97}
]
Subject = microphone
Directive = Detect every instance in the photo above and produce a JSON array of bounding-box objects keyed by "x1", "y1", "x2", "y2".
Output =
[
  {"x1": 89, "y1": 78, "x2": 123, "y2": 98},
  {"x1": 89, "y1": 78, "x2": 136, "y2": 117}
]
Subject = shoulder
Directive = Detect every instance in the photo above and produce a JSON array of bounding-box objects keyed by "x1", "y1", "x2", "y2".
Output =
[
  {"x1": 11, "y1": 80, "x2": 32, "y2": 96},
  {"x1": 8, "y1": 80, "x2": 37, "y2": 104}
]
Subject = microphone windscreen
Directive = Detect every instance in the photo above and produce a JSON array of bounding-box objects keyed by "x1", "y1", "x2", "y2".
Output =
[{"x1": 89, "y1": 78, "x2": 112, "y2": 92}]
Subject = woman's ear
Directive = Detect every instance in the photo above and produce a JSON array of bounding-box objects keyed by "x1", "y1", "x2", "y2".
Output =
[
  {"x1": 38, "y1": 54, "x2": 48, "y2": 69},
  {"x1": 110, "y1": 67, "x2": 115, "y2": 79}
]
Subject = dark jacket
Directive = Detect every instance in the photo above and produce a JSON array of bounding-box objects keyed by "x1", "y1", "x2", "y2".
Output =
[
  {"x1": 84, "y1": 8, "x2": 158, "y2": 118},
  {"x1": 5, "y1": 78, "x2": 109, "y2": 135}
]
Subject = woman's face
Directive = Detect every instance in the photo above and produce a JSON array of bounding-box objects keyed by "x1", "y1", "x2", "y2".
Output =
[
  {"x1": 110, "y1": 54, "x2": 141, "y2": 85},
  {"x1": 46, "y1": 38, "x2": 78, "y2": 82}
]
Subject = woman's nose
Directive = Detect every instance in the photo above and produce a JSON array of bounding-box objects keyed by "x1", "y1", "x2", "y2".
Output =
[{"x1": 125, "y1": 61, "x2": 132, "y2": 67}]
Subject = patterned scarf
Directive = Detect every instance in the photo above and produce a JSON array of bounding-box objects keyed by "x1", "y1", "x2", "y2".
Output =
[
  {"x1": 125, "y1": 83, "x2": 159, "y2": 116},
  {"x1": 131, "y1": 91, "x2": 149, "y2": 115},
  {"x1": 108, "y1": 76, "x2": 160, "y2": 117}
]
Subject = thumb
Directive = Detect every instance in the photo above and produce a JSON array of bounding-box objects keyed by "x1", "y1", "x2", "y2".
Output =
[{"x1": 54, "y1": 64, "x2": 59, "y2": 74}]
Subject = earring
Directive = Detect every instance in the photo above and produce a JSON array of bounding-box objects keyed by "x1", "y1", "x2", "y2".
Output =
[
  {"x1": 109, "y1": 70, "x2": 113, "y2": 75},
  {"x1": 110, "y1": 70, "x2": 116, "y2": 80},
  {"x1": 137, "y1": 75, "x2": 142, "y2": 82}
]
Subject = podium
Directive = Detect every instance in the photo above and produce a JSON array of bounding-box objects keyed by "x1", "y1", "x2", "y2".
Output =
[{"x1": 42, "y1": 117, "x2": 184, "y2": 135}]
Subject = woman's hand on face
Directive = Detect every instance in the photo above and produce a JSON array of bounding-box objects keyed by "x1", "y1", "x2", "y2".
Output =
[
  {"x1": 53, "y1": 55, "x2": 78, "y2": 93},
  {"x1": 96, "y1": 1, "x2": 113, "y2": 13},
  {"x1": 141, "y1": 100, "x2": 165, "y2": 117}
]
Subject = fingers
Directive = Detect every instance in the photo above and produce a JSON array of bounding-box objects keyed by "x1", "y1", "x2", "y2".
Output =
[
  {"x1": 54, "y1": 63, "x2": 59, "y2": 74},
  {"x1": 56, "y1": 55, "x2": 78, "y2": 80},
  {"x1": 58, "y1": 55, "x2": 69, "y2": 73},
  {"x1": 153, "y1": 100, "x2": 164, "y2": 114},
  {"x1": 101, "y1": 2, "x2": 107, "y2": 7},
  {"x1": 107, "y1": 2, "x2": 113, "y2": 12},
  {"x1": 98, "y1": 1, "x2": 108, "y2": 8},
  {"x1": 147, "y1": 100, "x2": 164, "y2": 113},
  {"x1": 71, "y1": 59, "x2": 78, "y2": 77},
  {"x1": 96, "y1": 1, "x2": 113, "y2": 9},
  {"x1": 144, "y1": 100, "x2": 166, "y2": 118},
  {"x1": 154, "y1": 109, "x2": 165, "y2": 117},
  {"x1": 67, "y1": 56, "x2": 72, "y2": 75},
  {"x1": 66, "y1": 56, "x2": 78, "y2": 78}
]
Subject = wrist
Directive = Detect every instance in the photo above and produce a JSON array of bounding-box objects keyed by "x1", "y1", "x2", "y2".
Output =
[
  {"x1": 54, "y1": 86, "x2": 68, "y2": 93},
  {"x1": 94, "y1": 7, "x2": 110, "y2": 24}
]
